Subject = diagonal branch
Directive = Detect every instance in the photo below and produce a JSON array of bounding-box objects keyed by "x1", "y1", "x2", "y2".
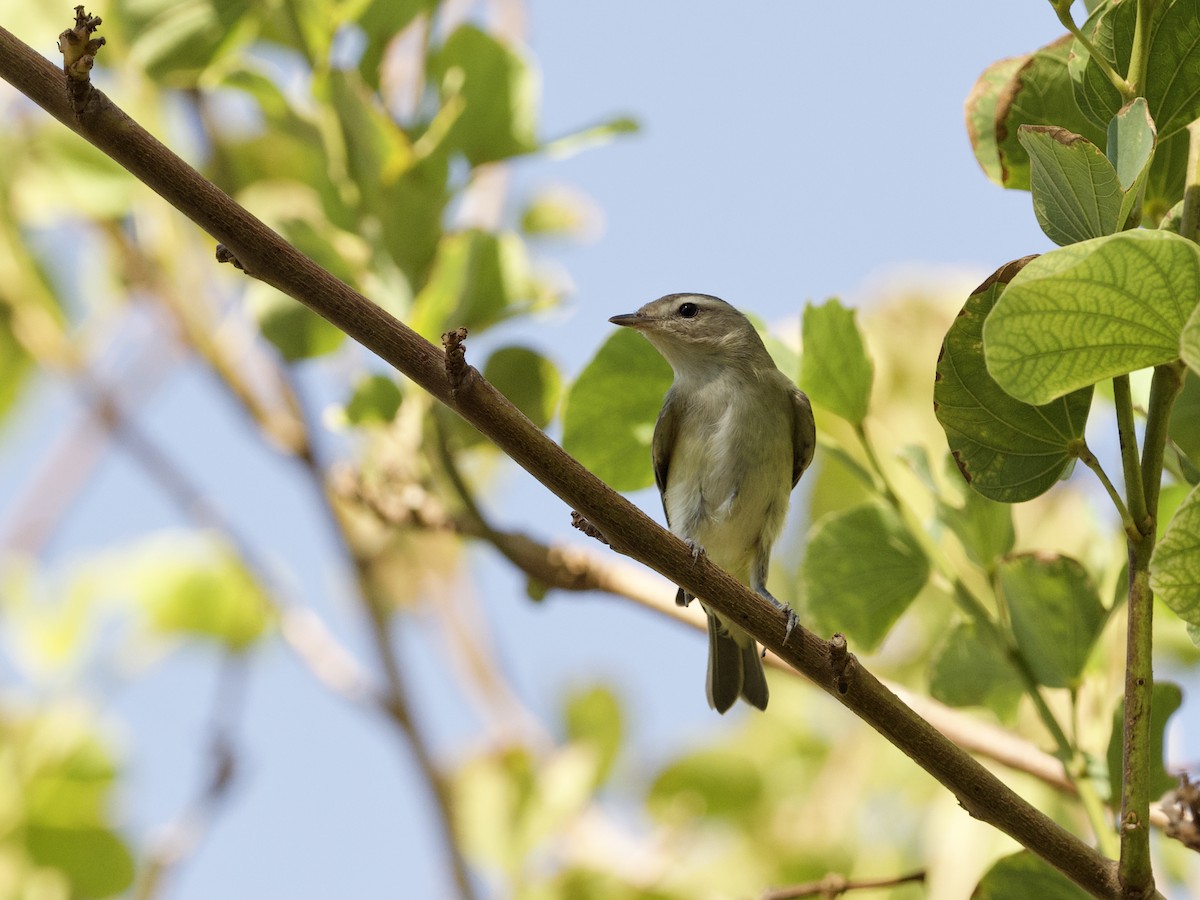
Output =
[{"x1": 0, "y1": 26, "x2": 1122, "y2": 898}]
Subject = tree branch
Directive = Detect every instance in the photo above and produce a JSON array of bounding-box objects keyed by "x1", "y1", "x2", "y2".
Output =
[{"x1": 0, "y1": 25, "x2": 1122, "y2": 897}]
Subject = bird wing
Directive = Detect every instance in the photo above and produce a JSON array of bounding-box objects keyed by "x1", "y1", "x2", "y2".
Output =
[
  {"x1": 790, "y1": 385, "x2": 817, "y2": 488},
  {"x1": 651, "y1": 389, "x2": 680, "y2": 526}
]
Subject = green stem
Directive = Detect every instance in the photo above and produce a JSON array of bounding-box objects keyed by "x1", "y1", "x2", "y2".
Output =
[
  {"x1": 1051, "y1": 1, "x2": 1132, "y2": 99},
  {"x1": 1113, "y1": 375, "x2": 1149, "y2": 531},
  {"x1": 1120, "y1": 541, "x2": 1155, "y2": 893},
  {"x1": 853, "y1": 422, "x2": 901, "y2": 508},
  {"x1": 1075, "y1": 440, "x2": 1138, "y2": 540},
  {"x1": 1118, "y1": 362, "x2": 1184, "y2": 895},
  {"x1": 1126, "y1": 0, "x2": 1159, "y2": 98},
  {"x1": 1140, "y1": 362, "x2": 1186, "y2": 515},
  {"x1": 1180, "y1": 120, "x2": 1200, "y2": 245}
]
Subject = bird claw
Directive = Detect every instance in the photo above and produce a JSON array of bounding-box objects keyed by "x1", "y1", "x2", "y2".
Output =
[
  {"x1": 755, "y1": 586, "x2": 798, "y2": 646},
  {"x1": 782, "y1": 609, "x2": 798, "y2": 645},
  {"x1": 684, "y1": 539, "x2": 704, "y2": 564}
]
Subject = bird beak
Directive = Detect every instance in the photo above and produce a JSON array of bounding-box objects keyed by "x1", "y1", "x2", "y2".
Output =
[{"x1": 609, "y1": 313, "x2": 642, "y2": 328}]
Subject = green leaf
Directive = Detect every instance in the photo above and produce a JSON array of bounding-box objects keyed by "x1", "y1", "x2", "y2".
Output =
[
  {"x1": 131, "y1": 541, "x2": 273, "y2": 651},
  {"x1": 484, "y1": 346, "x2": 562, "y2": 430},
  {"x1": 1144, "y1": 128, "x2": 1190, "y2": 224},
  {"x1": 0, "y1": 302, "x2": 31, "y2": 429},
  {"x1": 799, "y1": 299, "x2": 873, "y2": 424},
  {"x1": 345, "y1": 374, "x2": 403, "y2": 425},
  {"x1": 1151, "y1": 483, "x2": 1200, "y2": 625},
  {"x1": 5, "y1": 708, "x2": 134, "y2": 898},
  {"x1": 563, "y1": 686, "x2": 623, "y2": 788},
  {"x1": 936, "y1": 456, "x2": 1016, "y2": 569},
  {"x1": 539, "y1": 115, "x2": 640, "y2": 159},
  {"x1": 562, "y1": 328, "x2": 672, "y2": 492},
  {"x1": 648, "y1": 750, "x2": 763, "y2": 821},
  {"x1": 997, "y1": 553, "x2": 1105, "y2": 688},
  {"x1": 801, "y1": 503, "x2": 930, "y2": 651},
  {"x1": 929, "y1": 621, "x2": 1023, "y2": 717},
  {"x1": 1108, "y1": 98, "x2": 1158, "y2": 229},
  {"x1": 410, "y1": 230, "x2": 533, "y2": 342},
  {"x1": 965, "y1": 55, "x2": 1029, "y2": 186},
  {"x1": 985, "y1": 230, "x2": 1200, "y2": 404},
  {"x1": 126, "y1": 0, "x2": 257, "y2": 85},
  {"x1": 1018, "y1": 125, "x2": 1123, "y2": 245},
  {"x1": 1168, "y1": 370, "x2": 1200, "y2": 463},
  {"x1": 323, "y1": 68, "x2": 416, "y2": 206},
  {"x1": 1071, "y1": 0, "x2": 1200, "y2": 140},
  {"x1": 428, "y1": 24, "x2": 537, "y2": 165},
  {"x1": 987, "y1": 35, "x2": 1110, "y2": 191},
  {"x1": 348, "y1": 0, "x2": 435, "y2": 89},
  {"x1": 520, "y1": 185, "x2": 601, "y2": 239},
  {"x1": 251, "y1": 284, "x2": 347, "y2": 362},
  {"x1": 934, "y1": 258, "x2": 1093, "y2": 502},
  {"x1": 1106, "y1": 681, "x2": 1182, "y2": 806},
  {"x1": 25, "y1": 825, "x2": 135, "y2": 898},
  {"x1": 1181, "y1": 300, "x2": 1200, "y2": 377},
  {"x1": 972, "y1": 850, "x2": 1090, "y2": 899},
  {"x1": 1107, "y1": 98, "x2": 1156, "y2": 191}
]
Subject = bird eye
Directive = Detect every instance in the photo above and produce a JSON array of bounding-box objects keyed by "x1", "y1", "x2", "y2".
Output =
[{"x1": 678, "y1": 302, "x2": 699, "y2": 318}]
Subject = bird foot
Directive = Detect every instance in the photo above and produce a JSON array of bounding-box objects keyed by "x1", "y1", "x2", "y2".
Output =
[{"x1": 755, "y1": 586, "x2": 798, "y2": 647}]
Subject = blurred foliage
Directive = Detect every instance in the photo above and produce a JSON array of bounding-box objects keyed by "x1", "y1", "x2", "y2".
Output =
[{"x1": 0, "y1": 0, "x2": 1200, "y2": 898}]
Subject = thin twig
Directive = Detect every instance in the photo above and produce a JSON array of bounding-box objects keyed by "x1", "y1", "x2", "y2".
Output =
[{"x1": 761, "y1": 869, "x2": 925, "y2": 900}]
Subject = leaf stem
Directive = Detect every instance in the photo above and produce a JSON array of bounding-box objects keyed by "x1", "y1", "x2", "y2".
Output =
[
  {"x1": 1113, "y1": 375, "x2": 1149, "y2": 531},
  {"x1": 1126, "y1": 0, "x2": 1159, "y2": 99},
  {"x1": 1180, "y1": 120, "x2": 1200, "y2": 245},
  {"x1": 1075, "y1": 440, "x2": 1138, "y2": 539},
  {"x1": 1050, "y1": 1, "x2": 1133, "y2": 99}
]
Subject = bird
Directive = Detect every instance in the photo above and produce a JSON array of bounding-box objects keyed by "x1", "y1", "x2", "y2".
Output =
[{"x1": 610, "y1": 293, "x2": 816, "y2": 712}]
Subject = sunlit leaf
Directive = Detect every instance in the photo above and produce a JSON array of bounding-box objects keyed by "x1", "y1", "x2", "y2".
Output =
[
  {"x1": 410, "y1": 230, "x2": 533, "y2": 342},
  {"x1": 801, "y1": 503, "x2": 929, "y2": 650},
  {"x1": 562, "y1": 328, "x2": 672, "y2": 493},
  {"x1": 428, "y1": 24, "x2": 538, "y2": 165},
  {"x1": 985, "y1": 230, "x2": 1200, "y2": 404},
  {"x1": 129, "y1": 538, "x2": 274, "y2": 651},
  {"x1": 799, "y1": 299, "x2": 873, "y2": 425},
  {"x1": 935, "y1": 258, "x2": 1093, "y2": 502}
]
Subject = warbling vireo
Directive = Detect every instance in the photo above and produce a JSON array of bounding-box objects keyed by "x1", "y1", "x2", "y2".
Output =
[{"x1": 610, "y1": 293, "x2": 816, "y2": 713}]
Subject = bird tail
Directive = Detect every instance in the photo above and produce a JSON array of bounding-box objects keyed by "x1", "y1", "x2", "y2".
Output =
[{"x1": 705, "y1": 610, "x2": 769, "y2": 713}]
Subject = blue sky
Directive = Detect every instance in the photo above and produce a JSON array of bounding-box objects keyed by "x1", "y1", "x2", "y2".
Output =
[{"x1": 3, "y1": 2, "x2": 1177, "y2": 898}]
